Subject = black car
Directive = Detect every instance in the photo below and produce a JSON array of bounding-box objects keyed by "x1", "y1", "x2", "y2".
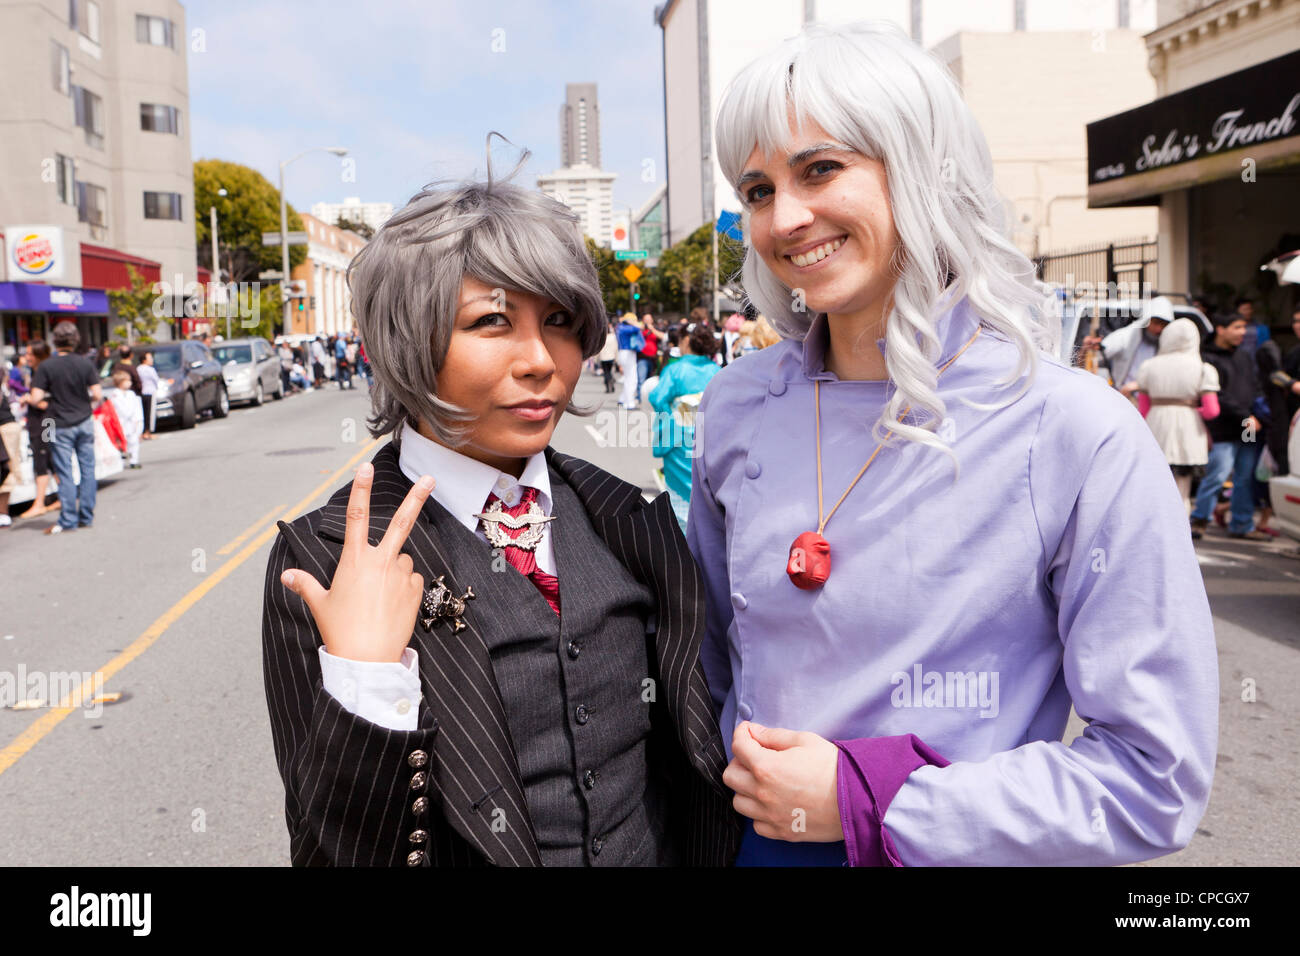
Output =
[{"x1": 130, "y1": 341, "x2": 229, "y2": 429}]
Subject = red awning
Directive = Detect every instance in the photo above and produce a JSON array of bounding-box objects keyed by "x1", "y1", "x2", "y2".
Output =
[{"x1": 79, "y1": 242, "x2": 163, "y2": 291}]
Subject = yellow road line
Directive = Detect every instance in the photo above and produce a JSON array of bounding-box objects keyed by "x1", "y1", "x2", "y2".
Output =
[
  {"x1": 0, "y1": 438, "x2": 381, "y2": 777},
  {"x1": 217, "y1": 504, "x2": 285, "y2": 555}
]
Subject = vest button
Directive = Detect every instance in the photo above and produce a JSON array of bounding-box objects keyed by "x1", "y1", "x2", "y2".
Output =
[
  {"x1": 407, "y1": 750, "x2": 428, "y2": 769},
  {"x1": 411, "y1": 797, "x2": 428, "y2": 816},
  {"x1": 567, "y1": 640, "x2": 581, "y2": 660},
  {"x1": 409, "y1": 771, "x2": 427, "y2": 790},
  {"x1": 408, "y1": 829, "x2": 428, "y2": 844},
  {"x1": 406, "y1": 850, "x2": 425, "y2": 867},
  {"x1": 575, "y1": 704, "x2": 590, "y2": 725},
  {"x1": 591, "y1": 835, "x2": 605, "y2": 856},
  {"x1": 583, "y1": 769, "x2": 597, "y2": 790}
]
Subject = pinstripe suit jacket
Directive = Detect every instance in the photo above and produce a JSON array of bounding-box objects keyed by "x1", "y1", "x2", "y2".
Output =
[{"x1": 261, "y1": 440, "x2": 742, "y2": 866}]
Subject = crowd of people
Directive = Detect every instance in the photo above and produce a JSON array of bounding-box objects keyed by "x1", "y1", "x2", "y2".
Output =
[
  {"x1": 587, "y1": 306, "x2": 783, "y2": 531},
  {"x1": 0, "y1": 322, "x2": 376, "y2": 535},
  {"x1": 271, "y1": 330, "x2": 373, "y2": 395},
  {"x1": 1081, "y1": 295, "x2": 1300, "y2": 541}
]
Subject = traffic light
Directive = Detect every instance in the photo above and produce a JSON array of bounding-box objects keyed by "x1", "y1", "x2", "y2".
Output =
[{"x1": 297, "y1": 299, "x2": 304, "y2": 311}]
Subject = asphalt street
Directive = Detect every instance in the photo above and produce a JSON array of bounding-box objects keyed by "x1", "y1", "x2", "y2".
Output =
[{"x1": 0, "y1": 364, "x2": 1295, "y2": 866}]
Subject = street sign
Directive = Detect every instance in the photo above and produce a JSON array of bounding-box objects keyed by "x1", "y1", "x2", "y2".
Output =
[
  {"x1": 259, "y1": 270, "x2": 284, "y2": 281},
  {"x1": 261, "y1": 231, "x2": 308, "y2": 246},
  {"x1": 622, "y1": 264, "x2": 642, "y2": 283},
  {"x1": 615, "y1": 250, "x2": 648, "y2": 260}
]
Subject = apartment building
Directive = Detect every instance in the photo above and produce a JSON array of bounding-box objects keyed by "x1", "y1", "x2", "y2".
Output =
[{"x1": 0, "y1": 0, "x2": 197, "y2": 354}]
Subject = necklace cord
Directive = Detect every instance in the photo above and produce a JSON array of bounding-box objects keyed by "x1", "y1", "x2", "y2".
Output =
[{"x1": 814, "y1": 326, "x2": 981, "y2": 535}]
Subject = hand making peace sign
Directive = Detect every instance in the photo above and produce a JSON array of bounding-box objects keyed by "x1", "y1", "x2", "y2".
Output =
[{"x1": 279, "y1": 461, "x2": 435, "y2": 663}]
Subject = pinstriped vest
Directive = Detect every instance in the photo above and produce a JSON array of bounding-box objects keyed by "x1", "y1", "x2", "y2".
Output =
[{"x1": 461, "y1": 466, "x2": 677, "y2": 865}]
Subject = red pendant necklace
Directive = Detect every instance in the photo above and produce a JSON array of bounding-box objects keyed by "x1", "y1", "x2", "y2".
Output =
[{"x1": 786, "y1": 326, "x2": 983, "y2": 590}]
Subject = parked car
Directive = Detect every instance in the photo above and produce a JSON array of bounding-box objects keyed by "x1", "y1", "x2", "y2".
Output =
[
  {"x1": 1066, "y1": 296, "x2": 1213, "y2": 360},
  {"x1": 1269, "y1": 408, "x2": 1300, "y2": 544},
  {"x1": 130, "y1": 341, "x2": 229, "y2": 429},
  {"x1": 213, "y1": 337, "x2": 283, "y2": 406}
]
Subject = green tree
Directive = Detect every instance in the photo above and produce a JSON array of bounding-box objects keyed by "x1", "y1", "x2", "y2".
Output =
[
  {"x1": 106, "y1": 264, "x2": 163, "y2": 344},
  {"x1": 586, "y1": 236, "x2": 632, "y2": 314},
  {"x1": 194, "y1": 159, "x2": 307, "y2": 283},
  {"x1": 335, "y1": 215, "x2": 375, "y2": 240}
]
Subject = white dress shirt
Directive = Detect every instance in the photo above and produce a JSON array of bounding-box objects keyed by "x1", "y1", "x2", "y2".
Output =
[{"x1": 319, "y1": 426, "x2": 555, "y2": 730}]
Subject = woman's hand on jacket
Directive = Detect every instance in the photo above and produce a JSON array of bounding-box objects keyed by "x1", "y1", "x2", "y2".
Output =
[{"x1": 724, "y1": 721, "x2": 844, "y2": 842}]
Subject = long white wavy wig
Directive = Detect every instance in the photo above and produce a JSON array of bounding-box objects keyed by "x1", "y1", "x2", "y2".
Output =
[{"x1": 714, "y1": 19, "x2": 1059, "y2": 453}]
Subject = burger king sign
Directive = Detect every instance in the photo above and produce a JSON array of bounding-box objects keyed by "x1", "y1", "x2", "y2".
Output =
[{"x1": 5, "y1": 225, "x2": 65, "y2": 282}]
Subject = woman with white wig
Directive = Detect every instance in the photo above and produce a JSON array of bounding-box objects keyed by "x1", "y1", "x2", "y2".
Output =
[{"x1": 689, "y1": 20, "x2": 1217, "y2": 866}]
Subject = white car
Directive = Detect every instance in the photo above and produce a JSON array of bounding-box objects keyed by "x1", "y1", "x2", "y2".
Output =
[{"x1": 1269, "y1": 408, "x2": 1300, "y2": 543}]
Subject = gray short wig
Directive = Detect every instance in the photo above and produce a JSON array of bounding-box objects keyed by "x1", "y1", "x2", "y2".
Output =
[{"x1": 347, "y1": 135, "x2": 607, "y2": 449}]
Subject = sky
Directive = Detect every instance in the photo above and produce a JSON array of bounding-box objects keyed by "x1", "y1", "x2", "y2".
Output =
[{"x1": 182, "y1": 0, "x2": 668, "y2": 219}]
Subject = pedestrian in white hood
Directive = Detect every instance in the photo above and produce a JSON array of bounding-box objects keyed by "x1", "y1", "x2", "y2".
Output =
[{"x1": 1096, "y1": 295, "x2": 1174, "y2": 396}]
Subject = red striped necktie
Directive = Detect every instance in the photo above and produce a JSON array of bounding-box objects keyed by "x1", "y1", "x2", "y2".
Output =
[{"x1": 481, "y1": 486, "x2": 560, "y2": 615}]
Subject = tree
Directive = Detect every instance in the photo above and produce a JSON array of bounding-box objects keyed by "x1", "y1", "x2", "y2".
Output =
[
  {"x1": 586, "y1": 236, "x2": 633, "y2": 314},
  {"x1": 655, "y1": 222, "x2": 747, "y2": 314},
  {"x1": 194, "y1": 159, "x2": 308, "y2": 283},
  {"x1": 106, "y1": 265, "x2": 163, "y2": 344},
  {"x1": 335, "y1": 215, "x2": 374, "y2": 240}
]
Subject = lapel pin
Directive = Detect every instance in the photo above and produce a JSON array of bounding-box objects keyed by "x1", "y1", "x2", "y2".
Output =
[{"x1": 420, "y1": 575, "x2": 476, "y2": 634}]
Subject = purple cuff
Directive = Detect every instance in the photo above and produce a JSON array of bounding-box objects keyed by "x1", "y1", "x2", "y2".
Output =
[{"x1": 833, "y1": 734, "x2": 950, "y2": 867}]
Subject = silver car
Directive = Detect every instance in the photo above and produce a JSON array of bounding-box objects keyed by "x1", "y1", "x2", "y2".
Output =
[{"x1": 213, "y1": 337, "x2": 284, "y2": 406}]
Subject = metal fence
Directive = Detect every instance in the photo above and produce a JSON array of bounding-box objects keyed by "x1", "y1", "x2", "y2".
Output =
[{"x1": 1034, "y1": 237, "x2": 1158, "y2": 297}]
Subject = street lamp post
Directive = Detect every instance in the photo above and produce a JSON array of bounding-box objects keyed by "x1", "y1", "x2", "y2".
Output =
[
  {"x1": 210, "y1": 187, "x2": 227, "y2": 338},
  {"x1": 279, "y1": 146, "x2": 348, "y2": 336}
]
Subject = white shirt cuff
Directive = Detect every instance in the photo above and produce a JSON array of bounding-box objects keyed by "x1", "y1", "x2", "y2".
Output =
[{"x1": 319, "y1": 646, "x2": 421, "y2": 731}]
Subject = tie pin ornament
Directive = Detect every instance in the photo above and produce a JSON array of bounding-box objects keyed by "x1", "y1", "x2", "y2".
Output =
[
  {"x1": 420, "y1": 575, "x2": 476, "y2": 633},
  {"x1": 473, "y1": 497, "x2": 555, "y2": 553}
]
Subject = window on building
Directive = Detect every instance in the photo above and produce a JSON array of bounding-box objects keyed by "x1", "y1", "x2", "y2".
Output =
[
  {"x1": 144, "y1": 191, "x2": 184, "y2": 221},
  {"x1": 77, "y1": 181, "x2": 107, "y2": 226},
  {"x1": 72, "y1": 85, "x2": 104, "y2": 149},
  {"x1": 136, "y1": 14, "x2": 175, "y2": 48},
  {"x1": 70, "y1": 1, "x2": 101, "y2": 41},
  {"x1": 57, "y1": 154, "x2": 76, "y2": 205},
  {"x1": 140, "y1": 103, "x2": 181, "y2": 134},
  {"x1": 1014, "y1": 0, "x2": 1026, "y2": 31},
  {"x1": 1118, "y1": 0, "x2": 1130, "y2": 28},
  {"x1": 51, "y1": 40, "x2": 70, "y2": 94}
]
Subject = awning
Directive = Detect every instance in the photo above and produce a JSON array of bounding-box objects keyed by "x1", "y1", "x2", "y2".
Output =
[
  {"x1": 79, "y1": 242, "x2": 162, "y2": 291},
  {"x1": 1086, "y1": 49, "x2": 1300, "y2": 207},
  {"x1": 0, "y1": 282, "x2": 109, "y2": 313}
]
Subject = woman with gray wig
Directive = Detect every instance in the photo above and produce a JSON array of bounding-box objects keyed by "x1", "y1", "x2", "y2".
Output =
[
  {"x1": 689, "y1": 20, "x2": 1217, "y2": 868},
  {"x1": 261, "y1": 137, "x2": 741, "y2": 867}
]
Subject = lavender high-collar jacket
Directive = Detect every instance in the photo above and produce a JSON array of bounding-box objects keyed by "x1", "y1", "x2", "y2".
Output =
[{"x1": 686, "y1": 296, "x2": 1217, "y2": 866}]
